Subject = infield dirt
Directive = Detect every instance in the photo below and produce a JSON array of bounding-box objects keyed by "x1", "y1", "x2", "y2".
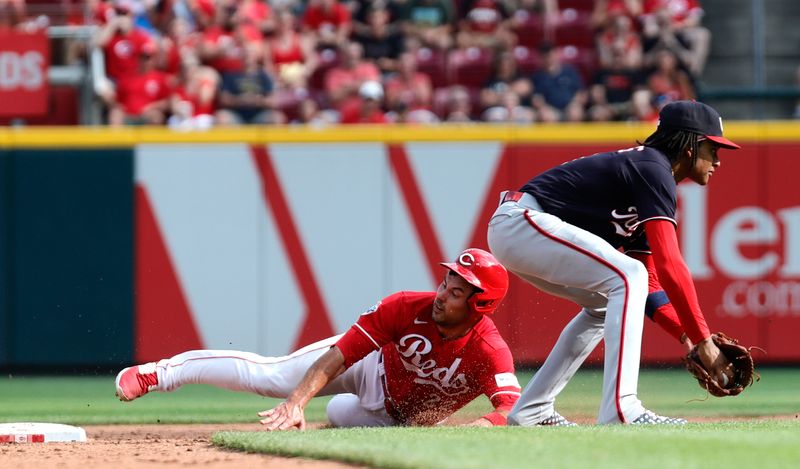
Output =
[
  {"x1": 2, "y1": 416, "x2": 796, "y2": 468},
  {"x1": 0, "y1": 423, "x2": 357, "y2": 469}
]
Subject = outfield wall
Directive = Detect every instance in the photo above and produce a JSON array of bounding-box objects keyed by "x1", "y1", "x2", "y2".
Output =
[{"x1": 1, "y1": 123, "x2": 798, "y2": 367}]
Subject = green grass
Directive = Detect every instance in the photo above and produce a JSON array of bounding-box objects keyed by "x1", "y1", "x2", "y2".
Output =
[
  {"x1": 0, "y1": 368, "x2": 797, "y2": 425},
  {"x1": 1, "y1": 368, "x2": 798, "y2": 468},
  {"x1": 214, "y1": 422, "x2": 800, "y2": 469},
  {"x1": 0, "y1": 374, "x2": 329, "y2": 425}
]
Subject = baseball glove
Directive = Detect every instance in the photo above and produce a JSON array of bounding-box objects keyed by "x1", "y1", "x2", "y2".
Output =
[{"x1": 683, "y1": 332, "x2": 759, "y2": 397}]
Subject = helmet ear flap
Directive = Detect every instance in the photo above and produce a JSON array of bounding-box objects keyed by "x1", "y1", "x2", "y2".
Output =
[{"x1": 469, "y1": 295, "x2": 494, "y2": 315}]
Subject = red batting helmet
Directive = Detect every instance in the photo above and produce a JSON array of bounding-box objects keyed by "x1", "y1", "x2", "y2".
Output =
[{"x1": 440, "y1": 248, "x2": 509, "y2": 315}]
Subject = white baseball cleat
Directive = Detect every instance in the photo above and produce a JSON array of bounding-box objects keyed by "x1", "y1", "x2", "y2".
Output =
[
  {"x1": 115, "y1": 363, "x2": 159, "y2": 402},
  {"x1": 631, "y1": 409, "x2": 687, "y2": 425},
  {"x1": 536, "y1": 411, "x2": 578, "y2": 427}
]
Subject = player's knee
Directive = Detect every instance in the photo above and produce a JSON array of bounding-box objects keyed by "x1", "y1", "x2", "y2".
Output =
[
  {"x1": 326, "y1": 394, "x2": 359, "y2": 428},
  {"x1": 621, "y1": 257, "x2": 647, "y2": 284}
]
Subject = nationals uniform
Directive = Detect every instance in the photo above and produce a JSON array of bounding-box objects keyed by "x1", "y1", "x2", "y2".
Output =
[
  {"x1": 146, "y1": 290, "x2": 520, "y2": 427},
  {"x1": 488, "y1": 100, "x2": 739, "y2": 425},
  {"x1": 488, "y1": 147, "x2": 663, "y2": 425}
]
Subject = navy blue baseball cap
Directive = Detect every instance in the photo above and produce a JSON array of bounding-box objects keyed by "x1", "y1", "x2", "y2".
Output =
[{"x1": 657, "y1": 101, "x2": 740, "y2": 149}]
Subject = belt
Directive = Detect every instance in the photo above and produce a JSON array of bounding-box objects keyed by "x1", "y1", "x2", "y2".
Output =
[
  {"x1": 499, "y1": 190, "x2": 544, "y2": 211},
  {"x1": 501, "y1": 191, "x2": 525, "y2": 204}
]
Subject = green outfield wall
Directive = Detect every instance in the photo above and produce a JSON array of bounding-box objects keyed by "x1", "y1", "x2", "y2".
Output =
[{"x1": 0, "y1": 148, "x2": 133, "y2": 368}]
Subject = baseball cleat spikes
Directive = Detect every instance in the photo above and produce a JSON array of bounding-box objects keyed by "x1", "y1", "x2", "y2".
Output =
[
  {"x1": 631, "y1": 409, "x2": 687, "y2": 425},
  {"x1": 115, "y1": 363, "x2": 159, "y2": 402},
  {"x1": 536, "y1": 412, "x2": 578, "y2": 427}
]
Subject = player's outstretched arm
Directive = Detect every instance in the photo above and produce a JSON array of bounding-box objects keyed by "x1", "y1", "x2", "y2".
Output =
[
  {"x1": 463, "y1": 410, "x2": 510, "y2": 427},
  {"x1": 644, "y1": 220, "x2": 732, "y2": 380},
  {"x1": 258, "y1": 346, "x2": 346, "y2": 431}
]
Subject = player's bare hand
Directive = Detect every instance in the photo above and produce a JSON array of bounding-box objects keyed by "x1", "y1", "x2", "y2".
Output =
[{"x1": 258, "y1": 402, "x2": 306, "y2": 431}]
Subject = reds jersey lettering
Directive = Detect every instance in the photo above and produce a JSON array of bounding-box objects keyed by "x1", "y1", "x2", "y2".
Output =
[
  {"x1": 334, "y1": 291, "x2": 520, "y2": 425},
  {"x1": 396, "y1": 334, "x2": 468, "y2": 394}
]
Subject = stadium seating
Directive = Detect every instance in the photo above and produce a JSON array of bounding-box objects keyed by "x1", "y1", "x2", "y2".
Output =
[
  {"x1": 308, "y1": 48, "x2": 340, "y2": 92},
  {"x1": 513, "y1": 46, "x2": 543, "y2": 76},
  {"x1": 449, "y1": 47, "x2": 495, "y2": 89},
  {"x1": 555, "y1": 9, "x2": 595, "y2": 48},
  {"x1": 415, "y1": 47, "x2": 449, "y2": 88},
  {"x1": 559, "y1": 45, "x2": 597, "y2": 84},
  {"x1": 513, "y1": 12, "x2": 547, "y2": 50},
  {"x1": 556, "y1": 0, "x2": 595, "y2": 13}
]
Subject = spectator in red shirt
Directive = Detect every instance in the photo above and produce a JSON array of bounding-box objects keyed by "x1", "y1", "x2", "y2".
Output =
[
  {"x1": 159, "y1": 17, "x2": 203, "y2": 79},
  {"x1": 456, "y1": 0, "x2": 516, "y2": 51},
  {"x1": 107, "y1": 43, "x2": 172, "y2": 126},
  {"x1": 302, "y1": 0, "x2": 352, "y2": 50},
  {"x1": 641, "y1": 0, "x2": 710, "y2": 75},
  {"x1": 597, "y1": 11, "x2": 642, "y2": 71},
  {"x1": 93, "y1": 4, "x2": 155, "y2": 84},
  {"x1": 185, "y1": 0, "x2": 217, "y2": 30},
  {"x1": 198, "y1": 2, "x2": 249, "y2": 74},
  {"x1": 385, "y1": 52, "x2": 434, "y2": 117},
  {"x1": 265, "y1": 9, "x2": 319, "y2": 91},
  {"x1": 324, "y1": 41, "x2": 381, "y2": 109},
  {"x1": 168, "y1": 52, "x2": 220, "y2": 130},
  {"x1": 340, "y1": 80, "x2": 388, "y2": 124},
  {"x1": 237, "y1": 0, "x2": 275, "y2": 39},
  {"x1": 646, "y1": 48, "x2": 695, "y2": 105},
  {"x1": 590, "y1": 0, "x2": 643, "y2": 30},
  {"x1": 589, "y1": 10, "x2": 650, "y2": 122}
]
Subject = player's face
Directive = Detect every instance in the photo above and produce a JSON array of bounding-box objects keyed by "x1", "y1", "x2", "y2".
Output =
[
  {"x1": 689, "y1": 139, "x2": 721, "y2": 185},
  {"x1": 432, "y1": 272, "x2": 474, "y2": 327}
]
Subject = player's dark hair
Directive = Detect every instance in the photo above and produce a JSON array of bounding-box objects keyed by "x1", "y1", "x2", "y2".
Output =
[{"x1": 638, "y1": 127, "x2": 702, "y2": 167}]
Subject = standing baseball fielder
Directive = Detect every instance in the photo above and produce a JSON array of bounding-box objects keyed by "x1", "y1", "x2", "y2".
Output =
[
  {"x1": 487, "y1": 100, "x2": 740, "y2": 425},
  {"x1": 116, "y1": 248, "x2": 522, "y2": 428}
]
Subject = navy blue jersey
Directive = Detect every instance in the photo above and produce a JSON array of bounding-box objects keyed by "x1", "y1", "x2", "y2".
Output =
[{"x1": 521, "y1": 146, "x2": 677, "y2": 248}]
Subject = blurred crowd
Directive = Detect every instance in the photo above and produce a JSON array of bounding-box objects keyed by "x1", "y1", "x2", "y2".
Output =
[{"x1": 1, "y1": 0, "x2": 716, "y2": 127}]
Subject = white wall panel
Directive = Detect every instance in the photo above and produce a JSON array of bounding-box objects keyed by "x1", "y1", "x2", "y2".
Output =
[
  {"x1": 259, "y1": 197, "x2": 303, "y2": 356},
  {"x1": 136, "y1": 144, "x2": 261, "y2": 350},
  {"x1": 405, "y1": 142, "x2": 502, "y2": 260},
  {"x1": 386, "y1": 166, "x2": 434, "y2": 293},
  {"x1": 269, "y1": 143, "x2": 389, "y2": 332}
]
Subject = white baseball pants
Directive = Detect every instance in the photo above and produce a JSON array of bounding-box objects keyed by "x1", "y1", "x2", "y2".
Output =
[
  {"x1": 153, "y1": 334, "x2": 398, "y2": 427},
  {"x1": 488, "y1": 192, "x2": 648, "y2": 424}
]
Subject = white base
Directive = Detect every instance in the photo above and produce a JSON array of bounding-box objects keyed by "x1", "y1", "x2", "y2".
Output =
[{"x1": 0, "y1": 422, "x2": 87, "y2": 443}]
